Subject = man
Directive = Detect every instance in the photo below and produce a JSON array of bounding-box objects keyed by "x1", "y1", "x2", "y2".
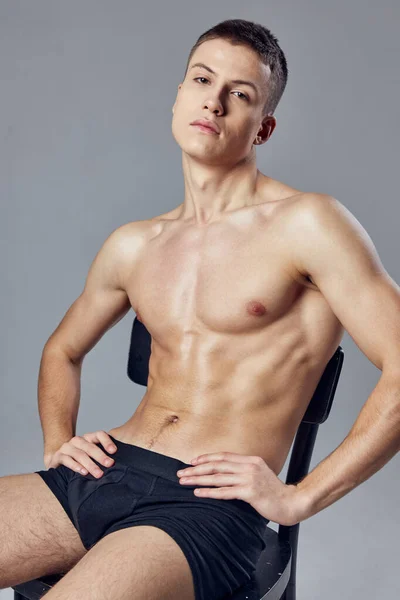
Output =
[{"x1": 2, "y1": 17, "x2": 400, "y2": 600}]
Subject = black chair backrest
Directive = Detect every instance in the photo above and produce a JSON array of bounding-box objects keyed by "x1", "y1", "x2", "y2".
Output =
[
  {"x1": 277, "y1": 345, "x2": 344, "y2": 600},
  {"x1": 127, "y1": 317, "x2": 153, "y2": 386}
]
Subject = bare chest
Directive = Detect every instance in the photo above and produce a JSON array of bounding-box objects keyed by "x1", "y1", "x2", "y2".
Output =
[{"x1": 127, "y1": 214, "x2": 307, "y2": 337}]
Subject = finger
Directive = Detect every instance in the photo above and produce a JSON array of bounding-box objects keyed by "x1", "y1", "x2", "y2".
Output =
[
  {"x1": 180, "y1": 473, "x2": 240, "y2": 487},
  {"x1": 82, "y1": 431, "x2": 117, "y2": 454},
  {"x1": 193, "y1": 452, "x2": 260, "y2": 465},
  {"x1": 69, "y1": 438, "x2": 111, "y2": 477},
  {"x1": 194, "y1": 486, "x2": 242, "y2": 499},
  {"x1": 98, "y1": 430, "x2": 118, "y2": 453},
  {"x1": 74, "y1": 435, "x2": 116, "y2": 470},
  {"x1": 179, "y1": 460, "x2": 245, "y2": 477},
  {"x1": 68, "y1": 447, "x2": 107, "y2": 478},
  {"x1": 59, "y1": 454, "x2": 91, "y2": 476}
]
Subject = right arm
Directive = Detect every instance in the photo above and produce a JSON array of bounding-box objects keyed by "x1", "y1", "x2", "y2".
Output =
[{"x1": 38, "y1": 222, "x2": 141, "y2": 462}]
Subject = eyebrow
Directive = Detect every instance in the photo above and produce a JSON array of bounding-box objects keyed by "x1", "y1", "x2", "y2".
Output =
[{"x1": 189, "y1": 62, "x2": 259, "y2": 95}]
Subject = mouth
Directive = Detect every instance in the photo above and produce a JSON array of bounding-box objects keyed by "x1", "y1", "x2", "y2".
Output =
[
  {"x1": 191, "y1": 123, "x2": 219, "y2": 135},
  {"x1": 190, "y1": 119, "x2": 220, "y2": 134}
]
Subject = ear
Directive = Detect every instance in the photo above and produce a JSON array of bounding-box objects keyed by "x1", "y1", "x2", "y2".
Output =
[{"x1": 257, "y1": 115, "x2": 277, "y2": 144}]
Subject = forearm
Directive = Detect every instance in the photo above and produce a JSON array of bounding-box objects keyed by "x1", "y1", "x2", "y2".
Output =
[
  {"x1": 38, "y1": 344, "x2": 82, "y2": 457},
  {"x1": 295, "y1": 372, "x2": 400, "y2": 521}
]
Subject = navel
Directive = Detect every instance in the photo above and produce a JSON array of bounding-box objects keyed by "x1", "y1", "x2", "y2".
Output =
[
  {"x1": 170, "y1": 415, "x2": 179, "y2": 423},
  {"x1": 246, "y1": 300, "x2": 266, "y2": 317}
]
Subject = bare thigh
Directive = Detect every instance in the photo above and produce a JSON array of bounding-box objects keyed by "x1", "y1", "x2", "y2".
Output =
[
  {"x1": 44, "y1": 527, "x2": 195, "y2": 600},
  {"x1": 0, "y1": 472, "x2": 87, "y2": 589}
]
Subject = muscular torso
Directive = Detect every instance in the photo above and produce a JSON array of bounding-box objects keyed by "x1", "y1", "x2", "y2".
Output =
[{"x1": 109, "y1": 177, "x2": 344, "y2": 474}]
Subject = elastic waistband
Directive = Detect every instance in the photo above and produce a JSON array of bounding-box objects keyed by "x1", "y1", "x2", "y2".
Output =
[
  {"x1": 108, "y1": 435, "x2": 192, "y2": 483},
  {"x1": 108, "y1": 435, "x2": 269, "y2": 524}
]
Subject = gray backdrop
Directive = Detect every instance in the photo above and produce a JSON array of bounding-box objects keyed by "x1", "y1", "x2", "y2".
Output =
[{"x1": 1, "y1": 1, "x2": 399, "y2": 598}]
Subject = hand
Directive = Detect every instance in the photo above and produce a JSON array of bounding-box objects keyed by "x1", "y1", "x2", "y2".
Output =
[
  {"x1": 177, "y1": 451, "x2": 305, "y2": 526},
  {"x1": 43, "y1": 430, "x2": 118, "y2": 478}
]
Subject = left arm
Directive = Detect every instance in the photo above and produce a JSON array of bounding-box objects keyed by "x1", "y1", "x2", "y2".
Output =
[
  {"x1": 295, "y1": 371, "x2": 400, "y2": 521},
  {"x1": 289, "y1": 194, "x2": 400, "y2": 522}
]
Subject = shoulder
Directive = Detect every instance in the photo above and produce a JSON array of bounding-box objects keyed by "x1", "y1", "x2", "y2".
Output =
[
  {"x1": 98, "y1": 219, "x2": 155, "y2": 289},
  {"x1": 108, "y1": 208, "x2": 180, "y2": 255},
  {"x1": 278, "y1": 192, "x2": 378, "y2": 288},
  {"x1": 286, "y1": 192, "x2": 383, "y2": 283},
  {"x1": 294, "y1": 192, "x2": 349, "y2": 220},
  {"x1": 289, "y1": 192, "x2": 372, "y2": 249},
  {"x1": 107, "y1": 218, "x2": 157, "y2": 250}
]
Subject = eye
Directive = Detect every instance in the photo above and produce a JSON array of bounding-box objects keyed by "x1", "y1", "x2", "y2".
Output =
[
  {"x1": 193, "y1": 77, "x2": 249, "y2": 101},
  {"x1": 193, "y1": 77, "x2": 209, "y2": 84},
  {"x1": 234, "y1": 91, "x2": 249, "y2": 101}
]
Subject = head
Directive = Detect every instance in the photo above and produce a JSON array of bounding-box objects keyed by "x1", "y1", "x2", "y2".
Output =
[{"x1": 172, "y1": 19, "x2": 288, "y2": 166}]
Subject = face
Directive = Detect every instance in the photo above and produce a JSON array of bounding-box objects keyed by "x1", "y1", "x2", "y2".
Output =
[{"x1": 171, "y1": 38, "x2": 276, "y2": 166}]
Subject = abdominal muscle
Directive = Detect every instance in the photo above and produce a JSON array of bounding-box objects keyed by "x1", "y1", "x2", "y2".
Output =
[{"x1": 108, "y1": 333, "x2": 333, "y2": 475}]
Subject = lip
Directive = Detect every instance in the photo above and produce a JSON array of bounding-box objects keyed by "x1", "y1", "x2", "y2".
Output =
[{"x1": 190, "y1": 119, "x2": 220, "y2": 134}]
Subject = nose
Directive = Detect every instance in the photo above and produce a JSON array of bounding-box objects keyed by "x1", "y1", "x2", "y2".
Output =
[{"x1": 203, "y1": 98, "x2": 223, "y2": 116}]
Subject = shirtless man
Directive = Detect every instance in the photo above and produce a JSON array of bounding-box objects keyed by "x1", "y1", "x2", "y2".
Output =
[{"x1": 2, "y1": 18, "x2": 400, "y2": 600}]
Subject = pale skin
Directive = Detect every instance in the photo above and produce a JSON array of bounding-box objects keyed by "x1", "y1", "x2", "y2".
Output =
[{"x1": 2, "y1": 37, "x2": 400, "y2": 599}]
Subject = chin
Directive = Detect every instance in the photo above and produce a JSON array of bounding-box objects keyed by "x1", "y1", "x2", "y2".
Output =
[
  {"x1": 173, "y1": 135, "x2": 214, "y2": 157},
  {"x1": 185, "y1": 147, "x2": 227, "y2": 165}
]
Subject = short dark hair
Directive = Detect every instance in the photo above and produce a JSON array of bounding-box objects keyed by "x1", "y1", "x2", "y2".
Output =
[{"x1": 183, "y1": 18, "x2": 288, "y2": 116}]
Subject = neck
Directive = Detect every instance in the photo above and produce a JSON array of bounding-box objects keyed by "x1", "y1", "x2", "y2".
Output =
[{"x1": 178, "y1": 151, "x2": 263, "y2": 225}]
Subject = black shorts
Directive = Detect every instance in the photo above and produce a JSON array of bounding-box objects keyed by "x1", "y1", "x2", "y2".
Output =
[{"x1": 35, "y1": 435, "x2": 269, "y2": 600}]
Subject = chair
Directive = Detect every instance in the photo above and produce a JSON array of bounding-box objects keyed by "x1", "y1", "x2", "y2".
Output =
[{"x1": 13, "y1": 316, "x2": 344, "y2": 600}]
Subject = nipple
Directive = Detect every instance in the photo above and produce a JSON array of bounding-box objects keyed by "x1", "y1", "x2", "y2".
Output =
[{"x1": 246, "y1": 300, "x2": 266, "y2": 317}]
